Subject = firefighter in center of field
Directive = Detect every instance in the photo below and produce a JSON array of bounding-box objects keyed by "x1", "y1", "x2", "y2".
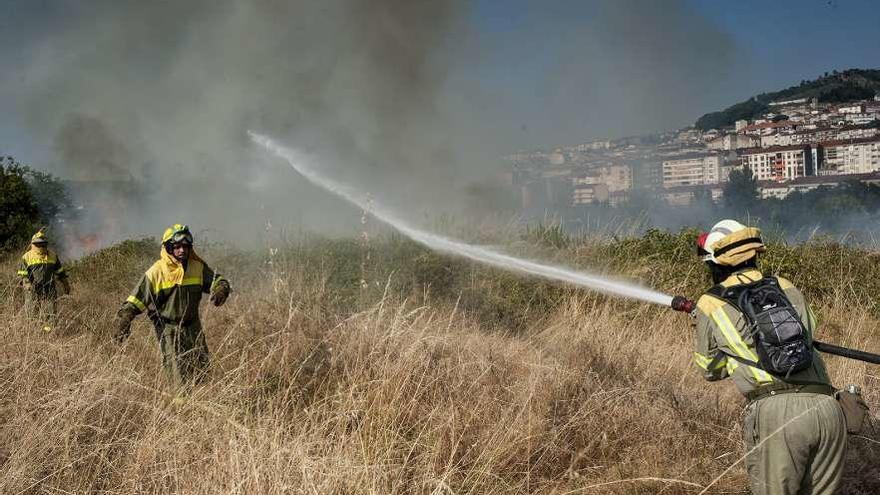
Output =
[
  {"x1": 693, "y1": 220, "x2": 846, "y2": 495},
  {"x1": 114, "y1": 224, "x2": 231, "y2": 386},
  {"x1": 17, "y1": 229, "x2": 71, "y2": 332}
]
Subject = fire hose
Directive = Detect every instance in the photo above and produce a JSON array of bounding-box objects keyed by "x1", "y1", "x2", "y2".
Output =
[{"x1": 670, "y1": 296, "x2": 880, "y2": 365}]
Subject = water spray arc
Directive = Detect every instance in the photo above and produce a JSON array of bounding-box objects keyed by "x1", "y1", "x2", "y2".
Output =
[
  {"x1": 250, "y1": 132, "x2": 880, "y2": 366},
  {"x1": 249, "y1": 131, "x2": 673, "y2": 307}
]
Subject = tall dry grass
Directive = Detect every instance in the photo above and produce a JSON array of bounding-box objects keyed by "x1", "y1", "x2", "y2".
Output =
[{"x1": 0, "y1": 232, "x2": 878, "y2": 494}]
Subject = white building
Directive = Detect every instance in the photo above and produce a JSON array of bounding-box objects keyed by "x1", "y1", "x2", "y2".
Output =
[
  {"x1": 661, "y1": 154, "x2": 722, "y2": 188},
  {"x1": 844, "y1": 113, "x2": 879, "y2": 126},
  {"x1": 820, "y1": 137, "x2": 880, "y2": 175},
  {"x1": 738, "y1": 120, "x2": 797, "y2": 137},
  {"x1": 838, "y1": 104, "x2": 865, "y2": 115},
  {"x1": 571, "y1": 182, "x2": 609, "y2": 205},
  {"x1": 740, "y1": 145, "x2": 812, "y2": 182},
  {"x1": 707, "y1": 133, "x2": 759, "y2": 151},
  {"x1": 571, "y1": 164, "x2": 632, "y2": 205},
  {"x1": 574, "y1": 140, "x2": 611, "y2": 152},
  {"x1": 769, "y1": 98, "x2": 808, "y2": 107},
  {"x1": 760, "y1": 133, "x2": 796, "y2": 148}
]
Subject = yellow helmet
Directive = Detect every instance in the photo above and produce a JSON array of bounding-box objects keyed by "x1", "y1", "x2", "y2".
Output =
[
  {"x1": 31, "y1": 229, "x2": 49, "y2": 245},
  {"x1": 700, "y1": 219, "x2": 765, "y2": 266},
  {"x1": 161, "y1": 224, "x2": 193, "y2": 246}
]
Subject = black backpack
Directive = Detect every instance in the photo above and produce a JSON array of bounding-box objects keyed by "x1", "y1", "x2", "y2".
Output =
[{"x1": 708, "y1": 276, "x2": 813, "y2": 377}]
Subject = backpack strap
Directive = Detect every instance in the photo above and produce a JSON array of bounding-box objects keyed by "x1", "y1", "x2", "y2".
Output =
[
  {"x1": 723, "y1": 353, "x2": 762, "y2": 371},
  {"x1": 704, "y1": 283, "x2": 761, "y2": 371},
  {"x1": 707, "y1": 283, "x2": 726, "y2": 299}
]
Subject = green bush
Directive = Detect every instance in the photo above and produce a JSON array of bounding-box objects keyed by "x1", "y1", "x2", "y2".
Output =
[
  {"x1": 0, "y1": 156, "x2": 72, "y2": 250},
  {"x1": 0, "y1": 157, "x2": 41, "y2": 249}
]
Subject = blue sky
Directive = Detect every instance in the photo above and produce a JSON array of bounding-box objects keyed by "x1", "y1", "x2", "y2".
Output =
[
  {"x1": 692, "y1": 0, "x2": 880, "y2": 91},
  {"x1": 449, "y1": 0, "x2": 880, "y2": 149},
  {"x1": 1, "y1": 0, "x2": 879, "y2": 166}
]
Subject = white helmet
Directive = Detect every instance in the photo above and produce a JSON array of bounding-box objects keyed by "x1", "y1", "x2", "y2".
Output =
[{"x1": 698, "y1": 219, "x2": 765, "y2": 266}]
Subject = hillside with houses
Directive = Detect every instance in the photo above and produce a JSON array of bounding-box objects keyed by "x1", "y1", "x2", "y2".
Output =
[{"x1": 507, "y1": 69, "x2": 880, "y2": 216}]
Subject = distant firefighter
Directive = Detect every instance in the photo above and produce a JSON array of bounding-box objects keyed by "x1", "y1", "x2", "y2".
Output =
[
  {"x1": 114, "y1": 224, "x2": 231, "y2": 386},
  {"x1": 693, "y1": 220, "x2": 845, "y2": 495},
  {"x1": 17, "y1": 229, "x2": 71, "y2": 332}
]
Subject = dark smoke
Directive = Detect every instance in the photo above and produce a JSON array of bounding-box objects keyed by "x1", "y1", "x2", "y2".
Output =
[
  {"x1": 1, "y1": 0, "x2": 755, "y2": 252},
  {"x1": 7, "y1": 0, "x2": 471, "y2": 248}
]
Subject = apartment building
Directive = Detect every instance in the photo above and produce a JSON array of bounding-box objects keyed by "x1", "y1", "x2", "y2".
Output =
[
  {"x1": 707, "y1": 133, "x2": 759, "y2": 150},
  {"x1": 819, "y1": 137, "x2": 880, "y2": 175},
  {"x1": 571, "y1": 164, "x2": 632, "y2": 205},
  {"x1": 740, "y1": 145, "x2": 812, "y2": 181},
  {"x1": 661, "y1": 154, "x2": 721, "y2": 188}
]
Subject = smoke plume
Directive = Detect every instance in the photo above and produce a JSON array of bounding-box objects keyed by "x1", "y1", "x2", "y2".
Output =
[{"x1": 0, "y1": 0, "x2": 752, "y2": 252}]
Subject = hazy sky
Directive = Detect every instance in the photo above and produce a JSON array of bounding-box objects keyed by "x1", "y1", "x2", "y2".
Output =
[
  {"x1": 0, "y1": 0, "x2": 878, "y2": 246},
  {"x1": 1, "y1": 0, "x2": 878, "y2": 165},
  {"x1": 452, "y1": 0, "x2": 880, "y2": 150},
  {"x1": 0, "y1": 0, "x2": 880, "y2": 162}
]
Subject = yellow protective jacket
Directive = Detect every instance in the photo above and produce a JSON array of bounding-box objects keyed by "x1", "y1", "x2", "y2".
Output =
[
  {"x1": 18, "y1": 247, "x2": 68, "y2": 295},
  {"x1": 694, "y1": 269, "x2": 831, "y2": 396},
  {"x1": 122, "y1": 249, "x2": 228, "y2": 324}
]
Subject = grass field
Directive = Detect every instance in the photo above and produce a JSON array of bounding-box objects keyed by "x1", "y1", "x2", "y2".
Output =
[{"x1": 0, "y1": 229, "x2": 878, "y2": 494}]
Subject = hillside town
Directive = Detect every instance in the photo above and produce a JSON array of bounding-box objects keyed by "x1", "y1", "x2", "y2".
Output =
[{"x1": 507, "y1": 94, "x2": 880, "y2": 211}]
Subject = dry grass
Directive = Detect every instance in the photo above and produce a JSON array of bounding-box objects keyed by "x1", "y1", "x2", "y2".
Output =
[{"x1": 0, "y1": 234, "x2": 878, "y2": 494}]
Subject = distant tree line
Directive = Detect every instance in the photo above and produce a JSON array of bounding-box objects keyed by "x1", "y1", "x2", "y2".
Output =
[{"x1": 0, "y1": 156, "x2": 71, "y2": 249}]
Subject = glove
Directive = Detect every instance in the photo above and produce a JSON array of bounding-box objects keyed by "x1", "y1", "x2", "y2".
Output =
[
  {"x1": 60, "y1": 279, "x2": 72, "y2": 295},
  {"x1": 114, "y1": 307, "x2": 137, "y2": 344},
  {"x1": 209, "y1": 282, "x2": 230, "y2": 307}
]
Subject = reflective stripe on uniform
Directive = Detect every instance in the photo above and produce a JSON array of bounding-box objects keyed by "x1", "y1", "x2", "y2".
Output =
[
  {"x1": 711, "y1": 308, "x2": 774, "y2": 383},
  {"x1": 24, "y1": 259, "x2": 56, "y2": 266},
  {"x1": 153, "y1": 276, "x2": 203, "y2": 293},
  {"x1": 726, "y1": 358, "x2": 739, "y2": 374},
  {"x1": 180, "y1": 276, "x2": 202, "y2": 287},
  {"x1": 17, "y1": 270, "x2": 28, "y2": 276},
  {"x1": 23, "y1": 252, "x2": 57, "y2": 266},
  {"x1": 126, "y1": 295, "x2": 147, "y2": 312},
  {"x1": 145, "y1": 259, "x2": 205, "y2": 294},
  {"x1": 694, "y1": 352, "x2": 725, "y2": 371}
]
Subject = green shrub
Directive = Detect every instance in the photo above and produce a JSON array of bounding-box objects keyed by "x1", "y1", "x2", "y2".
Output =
[
  {"x1": 0, "y1": 157, "x2": 41, "y2": 249},
  {"x1": 0, "y1": 156, "x2": 72, "y2": 250}
]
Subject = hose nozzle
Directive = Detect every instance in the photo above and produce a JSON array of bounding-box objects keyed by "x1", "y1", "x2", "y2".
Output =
[{"x1": 671, "y1": 296, "x2": 696, "y2": 315}]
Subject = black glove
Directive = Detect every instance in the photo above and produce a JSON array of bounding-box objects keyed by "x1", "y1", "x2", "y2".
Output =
[
  {"x1": 114, "y1": 307, "x2": 137, "y2": 344},
  {"x1": 60, "y1": 279, "x2": 71, "y2": 295},
  {"x1": 209, "y1": 282, "x2": 230, "y2": 307}
]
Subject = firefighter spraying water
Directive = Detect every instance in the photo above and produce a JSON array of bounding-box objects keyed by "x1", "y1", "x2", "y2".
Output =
[
  {"x1": 252, "y1": 134, "x2": 879, "y2": 494},
  {"x1": 251, "y1": 132, "x2": 880, "y2": 367}
]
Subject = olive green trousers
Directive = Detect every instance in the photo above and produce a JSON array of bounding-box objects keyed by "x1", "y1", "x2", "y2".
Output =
[
  {"x1": 743, "y1": 392, "x2": 847, "y2": 495},
  {"x1": 158, "y1": 319, "x2": 210, "y2": 387},
  {"x1": 24, "y1": 291, "x2": 57, "y2": 330}
]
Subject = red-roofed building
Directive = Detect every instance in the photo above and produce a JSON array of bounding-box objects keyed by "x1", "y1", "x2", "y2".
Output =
[{"x1": 737, "y1": 120, "x2": 798, "y2": 136}]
